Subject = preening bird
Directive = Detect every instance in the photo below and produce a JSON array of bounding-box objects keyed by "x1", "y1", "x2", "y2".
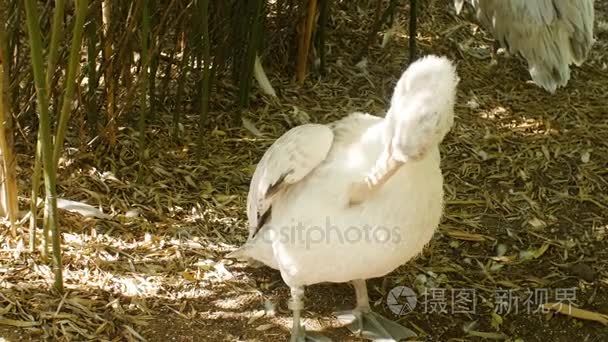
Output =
[
  {"x1": 228, "y1": 55, "x2": 459, "y2": 342},
  {"x1": 408, "y1": 0, "x2": 595, "y2": 93}
]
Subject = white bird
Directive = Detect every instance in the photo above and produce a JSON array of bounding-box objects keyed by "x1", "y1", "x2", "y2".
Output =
[
  {"x1": 228, "y1": 55, "x2": 459, "y2": 341},
  {"x1": 452, "y1": 0, "x2": 595, "y2": 93}
]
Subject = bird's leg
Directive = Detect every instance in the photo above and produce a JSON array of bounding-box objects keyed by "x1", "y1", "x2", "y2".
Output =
[
  {"x1": 489, "y1": 40, "x2": 499, "y2": 67},
  {"x1": 289, "y1": 286, "x2": 305, "y2": 342},
  {"x1": 336, "y1": 280, "x2": 416, "y2": 341},
  {"x1": 348, "y1": 145, "x2": 404, "y2": 206},
  {"x1": 288, "y1": 286, "x2": 331, "y2": 342}
]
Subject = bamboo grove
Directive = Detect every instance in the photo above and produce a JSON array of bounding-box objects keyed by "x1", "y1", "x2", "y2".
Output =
[{"x1": 0, "y1": 0, "x2": 406, "y2": 291}]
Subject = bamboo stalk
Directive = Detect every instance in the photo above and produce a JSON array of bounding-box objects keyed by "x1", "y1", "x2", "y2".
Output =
[
  {"x1": 7, "y1": 0, "x2": 21, "y2": 119},
  {"x1": 137, "y1": 0, "x2": 151, "y2": 181},
  {"x1": 101, "y1": 0, "x2": 116, "y2": 146},
  {"x1": 172, "y1": 29, "x2": 189, "y2": 138},
  {"x1": 31, "y1": 0, "x2": 66, "y2": 254},
  {"x1": 160, "y1": 34, "x2": 177, "y2": 106},
  {"x1": 24, "y1": 0, "x2": 64, "y2": 292},
  {"x1": 295, "y1": 0, "x2": 317, "y2": 83},
  {"x1": 0, "y1": 2, "x2": 19, "y2": 238},
  {"x1": 114, "y1": 0, "x2": 180, "y2": 122},
  {"x1": 0, "y1": 91, "x2": 16, "y2": 236},
  {"x1": 148, "y1": 31, "x2": 159, "y2": 119},
  {"x1": 409, "y1": 0, "x2": 417, "y2": 62},
  {"x1": 46, "y1": 0, "x2": 65, "y2": 90},
  {"x1": 191, "y1": 4, "x2": 204, "y2": 116},
  {"x1": 237, "y1": 0, "x2": 264, "y2": 110},
  {"x1": 85, "y1": 2, "x2": 101, "y2": 135},
  {"x1": 118, "y1": 38, "x2": 135, "y2": 117},
  {"x1": 159, "y1": 2, "x2": 185, "y2": 102},
  {"x1": 53, "y1": 0, "x2": 89, "y2": 166},
  {"x1": 231, "y1": 1, "x2": 246, "y2": 85},
  {"x1": 29, "y1": 139, "x2": 42, "y2": 252},
  {"x1": 210, "y1": 0, "x2": 229, "y2": 92},
  {"x1": 317, "y1": 0, "x2": 330, "y2": 75},
  {"x1": 196, "y1": 0, "x2": 211, "y2": 159},
  {"x1": 387, "y1": 0, "x2": 398, "y2": 27}
]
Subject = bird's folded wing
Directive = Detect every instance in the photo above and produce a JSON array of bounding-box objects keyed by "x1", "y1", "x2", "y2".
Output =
[{"x1": 247, "y1": 124, "x2": 334, "y2": 238}]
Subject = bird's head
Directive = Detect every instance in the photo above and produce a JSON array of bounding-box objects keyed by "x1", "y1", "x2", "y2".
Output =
[{"x1": 385, "y1": 55, "x2": 459, "y2": 161}]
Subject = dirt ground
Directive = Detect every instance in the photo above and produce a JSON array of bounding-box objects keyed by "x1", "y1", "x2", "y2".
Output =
[{"x1": 1, "y1": 1, "x2": 608, "y2": 341}]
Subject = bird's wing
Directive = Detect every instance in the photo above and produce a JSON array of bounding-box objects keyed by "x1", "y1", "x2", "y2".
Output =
[
  {"x1": 551, "y1": 0, "x2": 595, "y2": 64},
  {"x1": 246, "y1": 124, "x2": 334, "y2": 238},
  {"x1": 461, "y1": 0, "x2": 595, "y2": 93}
]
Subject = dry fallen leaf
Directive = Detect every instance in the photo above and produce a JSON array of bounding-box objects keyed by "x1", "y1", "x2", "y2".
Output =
[
  {"x1": 255, "y1": 323, "x2": 276, "y2": 331},
  {"x1": 541, "y1": 303, "x2": 608, "y2": 326},
  {"x1": 0, "y1": 319, "x2": 41, "y2": 327},
  {"x1": 527, "y1": 217, "x2": 547, "y2": 230},
  {"x1": 581, "y1": 150, "x2": 591, "y2": 163},
  {"x1": 181, "y1": 271, "x2": 198, "y2": 282},
  {"x1": 446, "y1": 229, "x2": 488, "y2": 241},
  {"x1": 247, "y1": 310, "x2": 266, "y2": 324}
]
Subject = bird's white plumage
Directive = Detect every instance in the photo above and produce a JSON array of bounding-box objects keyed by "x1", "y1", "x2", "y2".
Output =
[
  {"x1": 386, "y1": 54, "x2": 458, "y2": 161},
  {"x1": 232, "y1": 55, "x2": 459, "y2": 288},
  {"x1": 457, "y1": 0, "x2": 595, "y2": 93},
  {"x1": 246, "y1": 124, "x2": 334, "y2": 238}
]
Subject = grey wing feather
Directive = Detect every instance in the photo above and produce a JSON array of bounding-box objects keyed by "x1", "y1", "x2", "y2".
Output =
[
  {"x1": 457, "y1": 0, "x2": 595, "y2": 93},
  {"x1": 246, "y1": 124, "x2": 334, "y2": 238}
]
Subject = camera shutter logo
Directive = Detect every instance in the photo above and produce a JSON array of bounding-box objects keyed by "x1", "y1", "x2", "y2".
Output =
[{"x1": 387, "y1": 286, "x2": 417, "y2": 315}]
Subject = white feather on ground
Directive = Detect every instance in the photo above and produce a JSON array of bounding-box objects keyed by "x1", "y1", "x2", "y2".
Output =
[{"x1": 253, "y1": 54, "x2": 277, "y2": 97}]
